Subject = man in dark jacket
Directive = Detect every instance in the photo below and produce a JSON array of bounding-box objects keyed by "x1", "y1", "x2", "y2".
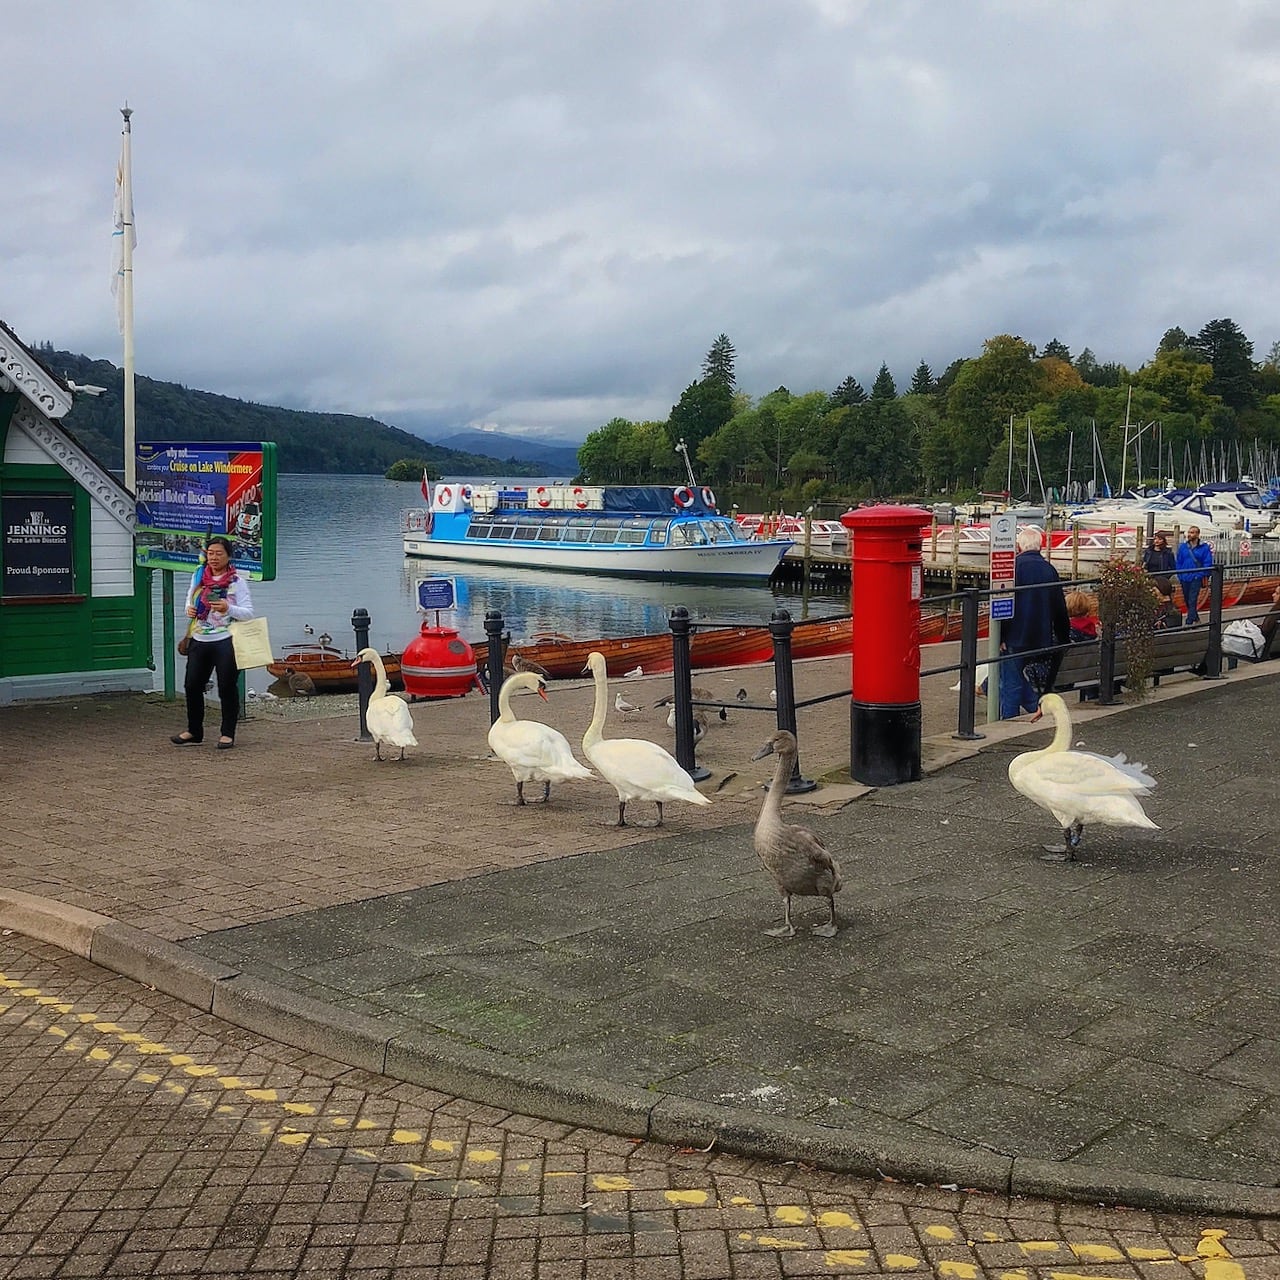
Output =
[{"x1": 1000, "y1": 526, "x2": 1070, "y2": 719}]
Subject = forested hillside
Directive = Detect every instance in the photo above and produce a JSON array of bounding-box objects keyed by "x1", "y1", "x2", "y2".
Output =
[{"x1": 38, "y1": 349, "x2": 543, "y2": 477}]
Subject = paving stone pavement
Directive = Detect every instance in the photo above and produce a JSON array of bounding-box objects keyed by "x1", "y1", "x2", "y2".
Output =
[
  {"x1": 4, "y1": 932, "x2": 1280, "y2": 1279},
  {"x1": 2, "y1": 653, "x2": 1278, "y2": 1217}
]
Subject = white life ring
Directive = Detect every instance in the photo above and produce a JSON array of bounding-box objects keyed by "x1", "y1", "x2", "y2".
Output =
[
  {"x1": 460, "y1": 484, "x2": 473, "y2": 503},
  {"x1": 435, "y1": 485, "x2": 453, "y2": 507},
  {"x1": 673, "y1": 486, "x2": 695, "y2": 509},
  {"x1": 535, "y1": 486, "x2": 551, "y2": 508},
  {"x1": 573, "y1": 486, "x2": 588, "y2": 509},
  {"x1": 701, "y1": 486, "x2": 717, "y2": 509}
]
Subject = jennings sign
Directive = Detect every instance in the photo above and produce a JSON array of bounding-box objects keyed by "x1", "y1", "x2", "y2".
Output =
[
  {"x1": 2, "y1": 494, "x2": 75, "y2": 597},
  {"x1": 134, "y1": 441, "x2": 277, "y2": 580}
]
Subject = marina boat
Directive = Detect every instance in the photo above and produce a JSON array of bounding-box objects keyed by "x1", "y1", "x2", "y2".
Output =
[
  {"x1": 266, "y1": 642, "x2": 403, "y2": 693},
  {"x1": 735, "y1": 513, "x2": 850, "y2": 554},
  {"x1": 924, "y1": 523, "x2": 1138, "y2": 569},
  {"x1": 403, "y1": 482, "x2": 792, "y2": 580}
]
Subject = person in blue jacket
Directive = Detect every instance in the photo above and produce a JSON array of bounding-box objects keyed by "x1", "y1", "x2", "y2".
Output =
[
  {"x1": 1175, "y1": 526, "x2": 1213, "y2": 625},
  {"x1": 1000, "y1": 526, "x2": 1070, "y2": 719}
]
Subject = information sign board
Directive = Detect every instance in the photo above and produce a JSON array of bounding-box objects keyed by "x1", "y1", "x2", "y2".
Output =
[
  {"x1": 133, "y1": 441, "x2": 277, "y2": 580},
  {"x1": 989, "y1": 512, "x2": 1017, "y2": 622},
  {"x1": 417, "y1": 577, "x2": 457, "y2": 611}
]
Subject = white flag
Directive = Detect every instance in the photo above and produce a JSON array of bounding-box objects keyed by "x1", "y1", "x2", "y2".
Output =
[{"x1": 110, "y1": 140, "x2": 136, "y2": 334}]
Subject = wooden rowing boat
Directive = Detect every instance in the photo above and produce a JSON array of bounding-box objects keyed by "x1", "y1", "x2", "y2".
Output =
[{"x1": 267, "y1": 642, "x2": 404, "y2": 693}]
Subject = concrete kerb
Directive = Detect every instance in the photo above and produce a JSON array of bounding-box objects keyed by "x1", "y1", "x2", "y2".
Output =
[{"x1": 3, "y1": 884, "x2": 1279, "y2": 1218}]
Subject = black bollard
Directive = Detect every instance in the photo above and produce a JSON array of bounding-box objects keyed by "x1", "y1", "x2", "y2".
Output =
[
  {"x1": 769, "y1": 608, "x2": 815, "y2": 794},
  {"x1": 952, "y1": 588, "x2": 984, "y2": 741},
  {"x1": 669, "y1": 607, "x2": 710, "y2": 781},
  {"x1": 484, "y1": 610, "x2": 507, "y2": 724},
  {"x1": 1204, "y1": 565, "x2": 1225, "y2": 679},
  {"x1": 352, "y1": 607, "x2": 373, "y2": 741}
]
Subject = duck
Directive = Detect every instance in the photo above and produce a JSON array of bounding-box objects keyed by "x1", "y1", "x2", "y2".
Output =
[
  {"x1": 283, "y1": 666, "x2": 316, "y2": 699},
  {"x1": 1007, "y1": 692, "x2": 1158, "y2": 860},
  {"x1": 751, "y1": 731, "x2": 843, "y2": 937},
  {"x1": 511, "y1": 651, "x2": 551, "y2": 681},
  {"x1": 582, "y1": 651, "x2": 711, "y2": 827},
  {"x1": 351, "y1": 647, "x2": 418, "y2": 761},
  {"x1": 487, "y1": 671, "x2": 593, "y2": 805}
]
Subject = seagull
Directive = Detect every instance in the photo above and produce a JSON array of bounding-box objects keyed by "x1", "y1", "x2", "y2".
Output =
[
  {"x1": 259, "y1": 690, "x2": 279, "y2": 702},
  {"x1": 769, "y1": 689, "x2": 777, "y2": 704},
  {"x1": 67, "y1": 380, "x2": 107, "y2": 396},
  {"x1": 615, "y1": 692, "x2": 641, "y2": 715},
  {"x1": 623, "y1": 665, "x2": 644, "y2": 678}
]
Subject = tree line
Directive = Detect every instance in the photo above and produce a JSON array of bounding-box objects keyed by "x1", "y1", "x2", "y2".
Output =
[{"x1": 578, "y1": 324, "x2": 1280, "y2": 509}]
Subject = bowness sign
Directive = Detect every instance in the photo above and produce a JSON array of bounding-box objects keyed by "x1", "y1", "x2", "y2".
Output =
[{"x1": 134, "y1": 441, "x2": 277, "y2": 580}]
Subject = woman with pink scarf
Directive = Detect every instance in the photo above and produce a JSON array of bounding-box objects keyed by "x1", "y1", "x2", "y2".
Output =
[{"x1": 171, "y1": 536, "x2": 254, "y2": 749}]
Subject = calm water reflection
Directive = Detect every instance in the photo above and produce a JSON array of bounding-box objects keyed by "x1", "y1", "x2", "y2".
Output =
[{"x1": 149, "y1": 473, "x2": 845, "y2": 689}]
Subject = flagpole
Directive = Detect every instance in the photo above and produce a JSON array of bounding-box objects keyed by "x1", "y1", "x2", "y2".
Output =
[{"x1": 119, "y1": 105, "x2": 137, "y2": 494}]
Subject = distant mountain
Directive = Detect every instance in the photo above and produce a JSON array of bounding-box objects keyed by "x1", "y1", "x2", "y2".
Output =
[
  {"x1": 35, "y1": 348, "x2": 546, "y2": 477},
  {"x1": 434, "y1": 429, "x2": 581, "y2": 475}
]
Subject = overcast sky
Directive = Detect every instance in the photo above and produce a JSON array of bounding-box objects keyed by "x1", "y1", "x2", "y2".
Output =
[{"x1": 7, "y1": 1, "x2": 1280, "y2": 443}]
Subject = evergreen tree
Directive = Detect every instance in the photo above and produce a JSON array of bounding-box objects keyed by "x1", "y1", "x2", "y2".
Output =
[
  {"x1": 1190, "y1": 317, "x2": 1256, "y2": 411},
  {"x1": 909, "y1": 361, "x2": 934, "y2": 395},
  {"x1": 701, "y1": 334, "x2": 737, "y2": 390},
  {"x1": 871, "y1": 363, "x2": 896, "y2": 399},
  {"x1": 1157, "y1": 327, "x2": 1190, "y2": 355},
  {"x1": 1042, "y1": 338, "x2": 1071, "y2": 362},
  {"x1": 667, "y1": 378, "x2": 734, "y2": 459},
  {"x1": 828, "y1": 375, "x2": 867, "y2": 408}
]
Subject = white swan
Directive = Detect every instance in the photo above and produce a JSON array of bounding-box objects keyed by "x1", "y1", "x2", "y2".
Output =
[
  {"x1": 1008, "y1": 692, "x2": 1158, "y2": 860},
  {"x1": 488, "y1": 671, "x2": 593, "y2": 804},
  {"x1": 352, "y1": 647, "x2": 418, "y2": 761},
  {"x1": 752, "y1": 731, "x2": 843, "y2": 937},
  {"x1": 582, "y1": 651, "x2": 711, "y2": 827}
]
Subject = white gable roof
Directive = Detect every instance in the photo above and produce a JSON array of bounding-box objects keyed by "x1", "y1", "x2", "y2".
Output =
[{"x1": 0, "y1": 321, "x2": 74, "y2": 420}]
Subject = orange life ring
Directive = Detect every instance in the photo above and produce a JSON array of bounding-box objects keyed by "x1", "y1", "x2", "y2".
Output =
[
  {"x1": 535, "y1": 486, "x2": 551, "y2": 508},
  {"x1": 436, "y1": 485, "x2": 453, "y2": 506},
  {"x1": 701, "y1": 486, "x2": 716, "y2": 509},
  {"x1": 673, "y1": 486, "x2": 695, "y2": 509},
  {"x1": 573, "y1": 486, "x2": 588, "y2": 510}
]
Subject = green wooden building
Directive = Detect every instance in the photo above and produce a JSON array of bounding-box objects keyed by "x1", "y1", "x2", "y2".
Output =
[{"x1": 1, "y1": 322, "x2": 152, "y2": 704}]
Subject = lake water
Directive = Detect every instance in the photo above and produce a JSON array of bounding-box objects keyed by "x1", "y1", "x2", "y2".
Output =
[{"x1": 150, "y1": 473, "x2": 846, "y2": 691}]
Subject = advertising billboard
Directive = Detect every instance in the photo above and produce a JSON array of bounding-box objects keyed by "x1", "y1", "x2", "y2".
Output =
[
  {"x1": 2, "y1": 494, "x2": 76, "y2": 597},
  {"x1": 134, "y1": 441, "x2": 277, "y2": 580}
]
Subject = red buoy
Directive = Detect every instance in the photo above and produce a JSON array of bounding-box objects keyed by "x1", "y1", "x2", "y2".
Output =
[{"x1": 400, "y1": 621, "x2": 478, "y2": 699}]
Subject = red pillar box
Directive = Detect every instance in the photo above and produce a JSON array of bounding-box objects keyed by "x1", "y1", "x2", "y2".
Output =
[{"x1": 840, "y1": 505, "x2": 931, "y2": 785}]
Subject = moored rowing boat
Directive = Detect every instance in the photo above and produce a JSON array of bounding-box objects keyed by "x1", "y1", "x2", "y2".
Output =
[{"x1": 267, "y1": 643, "x2": 404, "y2": 693}]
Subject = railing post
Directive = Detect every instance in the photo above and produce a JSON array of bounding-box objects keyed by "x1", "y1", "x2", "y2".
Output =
[
  {"x1": 669, "y1": 606, "x2": 709, "y2": 781},
  {"x1": 1099, "y1": 625, "x2": 1116, "y2": 706},
  {"x1": 769, "y1": 608, "x2": 815, "y2": 794},
  {"x1": 1204, "y1": 565, "x2": 1225, "y2": 679},
  {"x1": 952, "y1": 588, "x2": 984, "y2": 741},
  {"x1": 352, "y1": 607, "x2": 373, "y2": 741},
  {"x1": 484, "y1": 610, "x2": 506, "y2": 723}
]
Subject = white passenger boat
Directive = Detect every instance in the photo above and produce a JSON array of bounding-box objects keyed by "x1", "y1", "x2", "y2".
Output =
[{"x1": 402, "y1": 482, "x2": 792, "y2": 580}]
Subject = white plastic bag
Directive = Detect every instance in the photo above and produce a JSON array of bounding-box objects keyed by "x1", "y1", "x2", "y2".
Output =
[{"x1": 1222, "y1": 618, "x2": 1265, "y2": 659}]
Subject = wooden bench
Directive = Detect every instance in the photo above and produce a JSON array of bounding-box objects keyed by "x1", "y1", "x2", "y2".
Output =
[{"x1": 1048, "y1": 628, "x2": 1210, "y2": 701}]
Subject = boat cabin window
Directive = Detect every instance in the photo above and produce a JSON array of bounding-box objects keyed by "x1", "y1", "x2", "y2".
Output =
[
  {"x1": 648, "y1": 518, "x2": 671, "y2": 545},
  {"x1": 615, "y1": 519, "x2": 649, "y2": 545},
  {"x1": 670, "y1": 522, "x2": 708, "y2": 546},
  {"x1": 536, "y1": 519, "x2": 566, "y2": 542},
  {"x1": 514, "y1": 524, "x2": 540, "y2": 540},
  {"x1": 706, "y1": 520, "x2": 737, "y2": 543},
  {"x1": 588, "y1": 524, "x2": 619, "y2": 544},
  {"x1": 490, "y1": 518, "x2": 517, "y2": 540},
  {"x1": 563, "y1": 518, "x2": 594, "y2": 543},
  {"x1": 465, "y1": 518, "x2": 493, "y2": 539}
]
